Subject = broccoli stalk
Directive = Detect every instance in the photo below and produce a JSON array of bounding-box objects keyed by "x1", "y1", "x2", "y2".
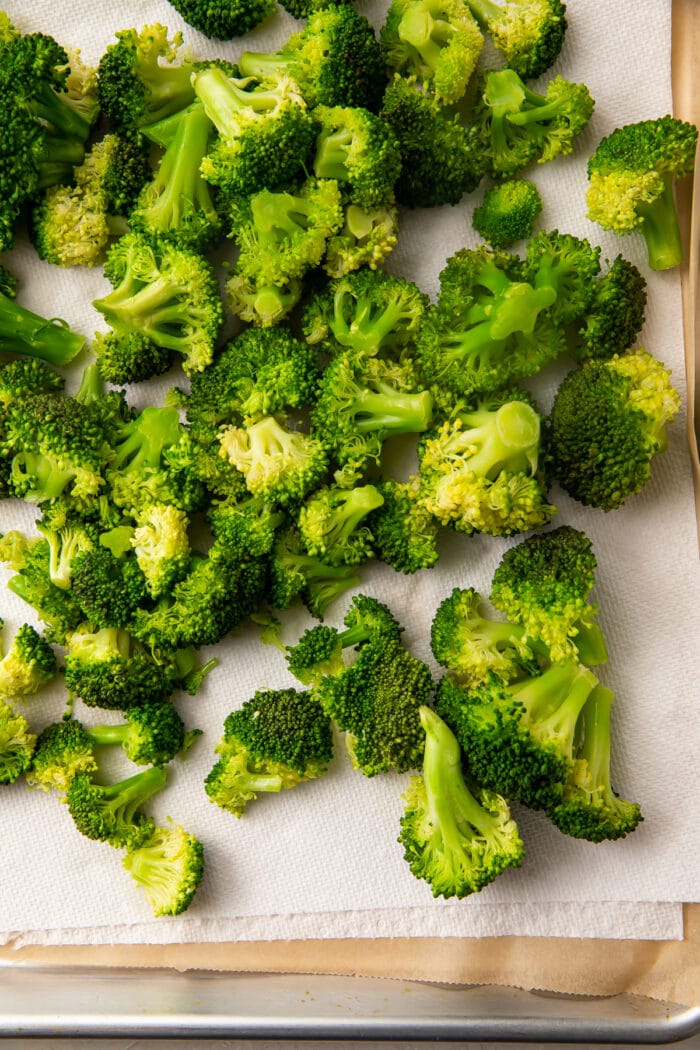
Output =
[
  {"x1": 66, "y1": 766, "x2": 167, "y2": 848},
  {"x1": 0, "y1": 265, "x2": 85, "y2": 366}
]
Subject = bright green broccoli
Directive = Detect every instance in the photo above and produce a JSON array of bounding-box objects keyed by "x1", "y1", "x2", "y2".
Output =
[
  {"x1": 0, "y1": 622, "x2": 57, "y2": 701},
  {"x1": 268, "y1": 525, "x2": 361, "y2": 619},
  {"x1": 417, "y1": 390, "x2": 555, "y2": 537},
  {"x1": 85, "y1": 700, "x2": 187, "y2": 765},
  {"x1": 0, "y1": 264, "x2": 85, "y2": 366},
  {"x1": 205, "y1": 687, "x2": 334, "y2": 816},
  {"x1": 312, "y1": 106, "x2": 402, "y2": 211},
  {"x1": 26, "y1": 718, "x2": 98, "y2": 795},
  {"x1": 399, "y1": 705, "x2": 524, "y2": 898},
  {"x1": 63, "y1": 626, "x2": 179, "y2": 710},
  {"x1": 466, "y1": 0, "x2": 567, "y2": 79},
  {"x1": 380, "y1": 0, "x2": 484, "y2": 105},
  {"x1": 66, "y1": 765, "x2": 167, "y2": 848},
  {"x1": 548, "y1": 350, "x2": 681, "y2": 511},
  {"x1": 207, "y1": 495, "x2": 287, "y2": 562},
  {"x1": 219, "y1": 415, "x2": 329, "y2": 505},
  {"x1": 0, "y1": 531, "x2": 85, "y2": 645},
  {"x1": 586, "y1": 115, "x2": 698, "y2": 271},
  {"x1": 69, "y1": 543, "x2": 149, "y2": 630},
  {"x1": 323, "y1": 199, "x2": 399, "y2": 277},
  {"x1": 122, "y1": 820, "x2": 204, "y2": 916},
  {"x1": 225, "y1": 271, "x2": 304, "y2": 328},
  {"x1": 0, "y1": 700, "x2": 37, "y2": 784},
  {"x1": 297, "y1": 483, "x2": 384, "y2": 566},
  {"x1": 237, "y1": 5, "x2": 387, "y2": 112},
  {"x1": 574, "y1": 255, "x2": 647, "y2": 362},
  {"x1": 368, "y1": 477, "x2": 441, "y2": 574},
  {"x1": 92, "y1": 231, "x2": 224, "y2": 378},
  {"x1": 522, "y1": 229, "x2": 602, "y2": 326},
  {"x1": 130, "y1": 503, "x2": 191, "y2": 600},
  {"x1": 165, "y1": 0, "x2": 276, "y2": 38},
  {"x1": 472, "y1": 178, "x2": 543, "y2": 248},
  {"x1": 0, "y1": 356, "x2": 65, "y2": 403}
]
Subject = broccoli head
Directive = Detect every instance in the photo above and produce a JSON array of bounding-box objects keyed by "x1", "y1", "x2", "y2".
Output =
[
  {"x1": 466, "y1": 0, "x2": 567, "y2": 79},
  {"x1": 86, "y1": 700, "x2": 187, "y2": 766},
  {"x1": 0, "y1": 700, "x2": 37, "y2": 784},
  {"x1": 313, "y1": 105, "x2": 402, "y2": 211},
  {"x1": 66, "y1": 765, "x2": 167, "y2": 848},
  {"x1": 122, "y1": 820, "x2": 204, "y2": 917},
  {"x1": 25, "y1": 718, "x2": 97, "y2": 795},
  {"x1": 63, "y1": 626, "x2": 179, "y2": 710},
  {"x1": 165, "y1": 0, "x2": 275, "y2": 38},
  {"x1": 297, "y1": 483, "x2": 384, "y2": 566},
  {"x1": 472, "y1": 178, "x2": 543, "y2": 249}
]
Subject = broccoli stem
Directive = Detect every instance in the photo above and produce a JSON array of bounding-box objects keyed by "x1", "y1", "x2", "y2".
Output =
[
  {"x1": 331, "y1": 289, "x2": 420, "y2": 355},
  {"x1": 511, "y1": 663, "x2": 598, "y2": 758},
  {"x1": 398, "y1": 6, "x2": 456, "y2": 71},
  {"x1": 465, "y1": 0, "x2": 501, "y2": 22},
  {"x1": 237, "y1": 51, "x2": 293, "y2": 80},
  {"x1": 352, "y1": 384, "x2": 433, "y2": 435},
  {"x1": 0, "y1": 292, "x2": 85, "y2": 365},
  {"x1": 314, "y1": 128, "x2": 355, "y2": 182},
  {"x1": 35, "y1": 134, "x2": 87, "y2": 190},
  {"x1": 139, "y1": 104, "x2": 216, "y2": 229},
  {"x1": 10, "y1": 453, "x2": 76, "y2": 502},
  {"x1": 576, "y1": 684, "x2": 614, "y2": 793},
  {"x1": 192, "y1": 67, "x2": 283, "y2": 140},
  {"x1": 31, "y1": 81, "x2": 92, "y2": 142},
  {"x1": 459, "y1": 400, "x2": 541, "y2": 477},
  {"x1": 86, "y1": 724, "x2": 131, "y2": 749},
  {"x1": 94, "y1": 279, "x2": 195, "y2": 354},
  {"x1": 637, "y1": 176, "x2": 684, "y2": 271}
]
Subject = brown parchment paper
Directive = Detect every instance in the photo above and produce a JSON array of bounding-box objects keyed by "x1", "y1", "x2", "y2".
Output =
[{"x1": 1, "y1": 0, "x2": 698, "y2": 1007}]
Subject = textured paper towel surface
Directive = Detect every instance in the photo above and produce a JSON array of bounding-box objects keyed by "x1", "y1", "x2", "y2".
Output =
[{"x1": 0, "y1": 0, "x2": 697, "y2": 944}]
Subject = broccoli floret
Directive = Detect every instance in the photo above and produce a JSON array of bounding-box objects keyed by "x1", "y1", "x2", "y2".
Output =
[
  {"x1": 380, "y1": 74, "x2": 486, "y2": 208},
  {"x1": 122, "y1": 820, "x2": 204, "y2": 917},
  {"x1": 237, "y1": 5, "x2": 387, "y2": 112},
  {"x1": 0, "y1": 264, "x2": 85, "y2": 367},
  {"x1": 35, "y1": 510, "x2": 96, "y2": 590},
  {"x1": 207, "y1": 495, "x2": 287, "y2": 560},
  {"x1": 417, "y1": 390, "x2": 555, "y2": 536},
  {"x1": 230, "y1": 178, "x2": 344, "y2": 287},
  {"x1": 165, "y1": 0, "x2": 276, "y2": 38},
  {"x1": 70, "y1": 543, "x2": 149, "y2": 630},
  {"x1": 369, "y1": 477, "x2": 441, "y2": 574},
  {"x1": 64, "y1": 626, "x2": 178, "y2": 710},
  {"x1": 93, "y1": 231, "x2": 224, "y2": 377},
  {"x1": 472, "y1": 178, "x2": 543, "y2": 248},
  {"x1": 414, "y1": 246, "x2": 566, "y2": 399},
  {"x1": 268, "y1": 525, "x2": 361, "y2": 619},
  {"x1": 297, "y1": 483, "x2": 384, "y2": 566},
  {"x1": 205, "y1": 687, "x2": 333, "y2": 816},
  {"x1": 474, "y1": 67, "x2": 594, "y2": 178},
  {"x1": 0, "y1": 532, "x2": 85, "y2": 645},
  {"x1": 312, "y1": 106, "x2": 402, "y2": 211},
  {"x1": 129, "y1": 101, "x2": 222, "y2": 252},
  {"x1": 93, "y1": 330, "x2": 174, "y2": 387},
  {"x1": 0, "y1": 356, "x2": 65, "y2": 403},
  {"x1": 26, "y1": 717, "x2": 97, "y2": 794},
  {"x1": 0, "y1": 700, "x2": 37, "y2": 784},
  {"x1": 32, "y1": 132, "x2": 151, "y2": 268},
  {"x1": 380, "y1": 0, "x2": 484, "y2": 105},
  {"x1": 586, "y1": 116, "x2": 698, "y2": 271},
  {"x1": 131, "y1": 503, "x2": 191, "y2": 600},
  {"x1": 303, "y1": 267, "x2": 428, "y2": 361},
  {"x1": 219, "y1": 415, "x2": 329, "y2": 505},
  {"x1": 466, "y1": 0, "x2": 567, "y2": 79},
  {"x1": 574, "y1": 255, "x2": 647, "y2": 362},
  {"x1": 316, "y1": 628, "x2": 434, "y2": 776},
  {"x1": 436, "y1": 660, "x2": 599, "y2": 809},
  {"x1": 86, "y1": 701, "x2": 186, "y2": 765},
  {"x1": 489, "y1": 526, "x2": 609, "y2": 665},
  {"x1": 430, "y1": 586, "x2": 535, "y2": 687},
  {"x1": 522, "y1": 229, "x2": 602, "y2": 326},
  {"x1": 399, "y1": 705, "x2": 524, "y2": 898},
  {"x1": 66, "y1": 765, "x2": 167, "y2": 848},
  {"x1": 546, "y1": 685, "x2": 643, "y2": 842},
  {"x1": 324, "y1": 199, "x2": 399, "y2": 277},
  {"x1": 549, "y1": 350, "x2": 681, "y2": 511},
  {"x1": 0, "y1": 622, "x2": 57, "y2": 701},
  {"x1": 192, "y1": 67, "x2": 315, "y2": 201},
  {"x1": 311, "y1": 354, "x2": 433, "y2": 485},
  {"x1": 226, "y1": 272, "x2": 303, "y2": 328},
  {"x1": 97, "y1": 24, "x2": 196, "y2": 137}
]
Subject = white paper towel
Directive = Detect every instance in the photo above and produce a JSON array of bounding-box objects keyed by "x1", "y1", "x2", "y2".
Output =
[{"x1": 0, "y1": 0, "x2": 696, "y2": 944}]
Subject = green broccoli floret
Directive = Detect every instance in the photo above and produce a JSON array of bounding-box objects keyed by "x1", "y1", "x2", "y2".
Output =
[
  {"x1": 474, "y1": 67, "x2": 594, "y2": 178},
  {"x1": 85, "y1": 700, "x2": 186, "y2": 765},
  {"x1": 0, "y1": 264, "x2": 85, "y2": 366},
  {"x1": 32, "y1": 132, "x2": 152, "y2": 268},
  {"x1": 417, "y1": 390, "x2": 555, "y2": 536},
  {"x1": 35, "y1": 510, "x2": 96, "y2": 590},
  {"x1": 165, "y1": 0, "x2": 276, "y2": 38},
  {"x1": 466, "y1": 0, "x2": 567, "y2": 79},
  {"x1": 297, "y1": 483, "x2": 384, "y2": 566},
  {"x1": 586, "y1": 116, "x2": 698, "y2": 271},
  {"x1": 225, "y1": 272, "x2": 304, "y2": 328},
  {"x1": 379, "y1": 74, "x2": 486, "y2": 208},
  {"x1": 522, "y1": 229, "x2": 602, "y2": 326},
  {"x1": 63, "y1": 626, "x2": 179, "y2": 710},
  {"x1": 546, "y1": 685, "x2": 643, "y2": 842},
  {"x1": 414, "y1": 246, "x2": 566, "y2": 399},
  {"x1": 303, "y1": 266, "x2": 428, "y2": 361},
  {"x1": 472, "y1": 178, "x2": 543, "y2": 248},
  {"x1": 368, "y1": 476, "x2": 441, "y2": 574},
  {"x1": 0, "y1": 531, "x2": 85, "y2": 645},
  {"x1": 70, "y1": 543, "x2": 149, "y2": 630},
  {"x1": 436, "y1": 660, "x2": 599, "y2": 809},
  {"x1": 489, "y1": 526, "x2": 609, "y2": 665},
  {"x1": 380, "y1": 0, "x2": 484, "y2": 105},
  {"x1": 315, "y1": 623, "x2": 434, "y2": 776},
  {"x1": 0, "y1": 700, "x2": 37, "y2": 784},
  {"x1": 122, "y1": 820, "x2": 204, "y2": 916},
  {"x1": 324, "y1": 199, "x2": 399, "y2": 277},
  {"x1": 129, "y1": 101, "x2": 222, "y2": 252},
  {"x1": 66, "y1": 765, "x2": 167, "y2": 848},
  {"x1": 311, "y1": 354, "x2": 433, "y2": 485},
  {"x1": 312, "y1": 106, "x2": 402, "y2": 211},
  {"x1": 205, "y1": 687, "x2": 334, "y2": 816},
  {"x1": 93, "y1": 331, "x2": 174, "y2": 387},
  {"x1": 399, "y1": 705, "x2": 524, "y2": 898},
  {"x1": 26, "y1": 718, "x2": 97, "y2": 794},
  {"x1": 97, "y1": 24, "x2": 196, "y2": 137},
  {"x1": 549, "y1": 350, "x2": 681, "y2": 511},
  {"x1": 93, "y1": 231, "x2": 224, "y2": 378},
  {"x1": 430, "y1": 586, "x2": 535, "y2": 687},
  {"x1": 0, "y1": 622, "x2": 57, "y2": 701},
  {"x1": 219, "y1": 415, "x2": 329, "y2": 505},
  {"x1": 131, "y1": 503, "x2": 191, "y2": 600},
  {"x1": 207, "y1": 495, "x2": 287, "y2": 560},
  {"x1": 574, "y1": 255, "x2": 647, "y2": 362},
  {"x1": 0, "y1": 357, "x2": 65, "y2": 403},
  {"x1": 230, "y1": 178, "x2": 344, "y2": 287},
  {"x1": 237, "y1": 5, "x2": 387, "y2": 112},
  {"x1": 268, "y1": 525, "x2": 361, "y2": 619},
  {"x1": 192, "y1": 66, "x2": 315, "y2": 200}
]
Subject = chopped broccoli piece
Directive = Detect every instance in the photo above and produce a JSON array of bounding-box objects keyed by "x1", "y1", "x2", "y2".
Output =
[
  {"x1": 205, "y1": 687, "x2": 333, "y2": 816},
  {"x1": 225, "y1": 272, "x2": 303, "y2": 328},
  {"x1": 297, "y1": 483, "x2": 384, "y2": 566},
  {"x1": 522, "y1": 229, "x2": 601, "y2": 326},
  {"x1": 86, "y1": 700, "x2": 187, "y2": 766},
  {"x1": 219, "y1": 415, "x2": 328, "y2": 505},
  {"x1": 472, "y1": 178, "x2": 543, "y2": 248},
  {"x1": 0, "y1": 264, "x2": 85, "y2": 366},
  {"x1": 399, "y1": 705, "x2": 524, "y2": 898},
  {"x1": 207, "y1": 494, "x2": 287, "y2": 560},
  {"x1": 0, "y1": 531, "x2": 85, "y2": 645},
  {"x1": 165, "y1": 0, "x2": 276, "y2": 38},
  {"x1": 66, "y1": 765, "x2": 167, "y2": 848},
  {"x1": 466, "y1": 0, "x2": 567, "y2": 79},
  {"x1": 69, "y1": 543, "x2": 149, "y2": 630},
  {"x1": 0, "y1": 700, "x2": 36, "y2": 784},
  {"x1": 369, "y1": 477, "x2": 441, "y2": 574},
  {"x1": 324, "y1": 199, "x2": 399, "y2": 277},
  {"x1": 549, "y1": 350, "x2": 681, "y2": 511},
  {"x1": 586, "y1": 115, "x2": 698, "y2": 271},
  {"x1": 312, "y1": 106, "x2": 402, "y2": 211},
  {"x1": 64, "y1": 626, "x2": 179, "y2": 710},
  {"x1": 122, "y1": 820, "x2": 204, "y2": 917},
  {"x1": 131, "y1": 503, "x2": 191, "y2": 600},
  {"x1": 0, "y1": 622, "x2": 57, "y2": 701},
  {"x1": 574, "y1": 255, "x2": 647, "y2": 362},
  {"x1": 26, "y1": 718, "x2": 97, "y2": 794},
  {"x1": 268, "y1": 525, "x2": 361, "y2": 619}
]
